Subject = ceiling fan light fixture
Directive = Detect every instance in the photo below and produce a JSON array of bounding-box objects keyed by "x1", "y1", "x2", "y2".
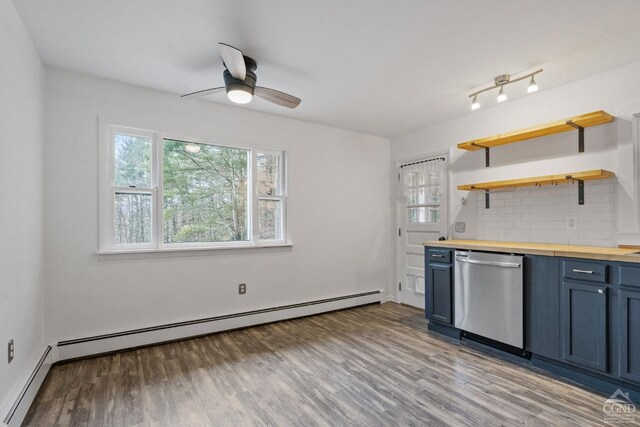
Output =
[
  {"x1": 227, "y1": 88, "x2": 253, "y2": 104},
  {"x1": 182, "y1": 43, "x2": 301, "y2": 109}
]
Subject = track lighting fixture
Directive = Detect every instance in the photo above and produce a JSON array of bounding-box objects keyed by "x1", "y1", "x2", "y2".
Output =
[{"x1": 469, "y1": 69, "x2": 542, "y2": 110}]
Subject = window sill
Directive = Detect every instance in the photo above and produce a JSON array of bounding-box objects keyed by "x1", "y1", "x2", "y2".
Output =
[{"x1": 97, "y1": 243, "x2": 293, "y2": 256}]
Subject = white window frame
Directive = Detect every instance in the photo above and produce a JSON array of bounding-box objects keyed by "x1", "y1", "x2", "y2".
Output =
[
  {"x1": 99, "y1": 123, "x2": 288, "y2": 253},
  {"x1": 253, "y1": 147, "x2": 287, "y2": 245}
]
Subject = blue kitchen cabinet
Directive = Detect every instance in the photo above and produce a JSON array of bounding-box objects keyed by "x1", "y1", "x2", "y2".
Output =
[
  {"x1": 524, "y1": 255, "x2": 561, "y2": 359},
  {"x1": 427, "y1": 263, "x2": 453, "y2": 325},
  {"x1": 618, "y1": 264, "x2": 640, "y2": 383},
  {"x1": 561, "y1": 280, "x2": 609, "y2": 373}
]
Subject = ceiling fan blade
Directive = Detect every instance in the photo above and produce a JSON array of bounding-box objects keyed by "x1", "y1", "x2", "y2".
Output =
[
  {"x1": 219, "y1": 42, "x2": 246, "y2": 80},
  {"x1": 254, "y1": 86, "x2": 301, "y2": 109},
  {"x1": 181, "y1": 87, "x2": 225, "y2": 99}
]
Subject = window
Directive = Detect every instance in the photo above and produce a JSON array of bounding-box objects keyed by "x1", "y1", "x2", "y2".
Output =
[
  {"x1": 162, "y1": 139, "x2": 249, "y2": 244},
  {"x1": 111, "y1": 130, "x2": 156, "y2": 247},
  {"x1": 100, "y1": 125, "x2": 287, "y2": 251},
  {"x1": 256, "y1": 151, "x2": 285, "y2": 240},
  {"x1": 401, "y1": 159, "x2": 445, "y2": 224}
]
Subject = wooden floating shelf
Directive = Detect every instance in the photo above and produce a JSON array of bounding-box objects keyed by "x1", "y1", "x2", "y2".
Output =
[
  {"x1": 459, "y1": 169, "x2": 615, "y2": 208},
  {"x1": 458, "y1": 169, "x2": 615, "y2": 191},
  {"x1": 458, "y1": 110, "x2": 613, "y2": 152}
]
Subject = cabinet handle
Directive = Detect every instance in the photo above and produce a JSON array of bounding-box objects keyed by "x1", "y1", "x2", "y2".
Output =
[
  {"x1": 598, "y1": 289, "x2": 605, "y2": 294},
  {"x1": 572, "y1": 269, "x2": 593, "y2": 274},
  {"x1": 432, "y1": 254, "x2": 444, "y2": 258}
]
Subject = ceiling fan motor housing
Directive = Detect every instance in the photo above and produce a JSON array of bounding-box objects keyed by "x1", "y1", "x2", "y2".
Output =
[{"x1": 223, "y1": 56, "x2": 257, "y2": 95}]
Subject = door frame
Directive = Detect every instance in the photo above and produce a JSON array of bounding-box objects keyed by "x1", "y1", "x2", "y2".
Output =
[{"x1": 394, "y1": 150, "x2": 450, "y2": 305}]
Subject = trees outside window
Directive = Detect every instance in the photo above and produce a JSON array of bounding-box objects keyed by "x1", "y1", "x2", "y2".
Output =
[
  {"x1": 103, "y1": 126, "x2": 286, "y2": 251},
  {"x1": 163, "y1": 140, "x2": 249, "y2": 244}
]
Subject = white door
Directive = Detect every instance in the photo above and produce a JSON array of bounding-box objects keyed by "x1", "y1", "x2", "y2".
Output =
[{"x1": 398, "y1": 156, "x2": 448, "y2": 308}]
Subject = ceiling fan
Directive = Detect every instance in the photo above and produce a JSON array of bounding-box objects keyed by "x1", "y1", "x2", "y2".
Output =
[{"x1": 182, "y1": 43, "x2": 301, "y2": 109}]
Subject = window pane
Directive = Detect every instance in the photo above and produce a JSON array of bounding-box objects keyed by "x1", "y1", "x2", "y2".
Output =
[
  {"x1": 114, "y1": 192, "x2": 152, "y2": 244},
  {"x1": 257, "y1": 153, "x2": 282, "y2": 196},
  {"x1": 408, "y1": 207, "x2": 439, "y2": 224},
  {"x1": 259, "y1": 199, "x2": 282, "y2": 240},
  {"x1": 163, "y1": 139, "x2": 249, "y2": 243},
  {"x1": 405, "y1": 171, "x2": 427, "y2": 187},
  {"x1": 407, "y1": 188, "x2": 426, "y2": 205},
  {"x1": 427, "y1": 185, "x2": 441, "y2": 203},
  {"x1": 114, "y1": 134, "x2": 152, "y2": 188},
  {"x1": 408, "y1": 186, "x2": 440, "y2": 205}
]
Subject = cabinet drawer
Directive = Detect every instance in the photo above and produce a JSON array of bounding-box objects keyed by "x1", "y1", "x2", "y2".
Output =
[
  {"x1": 562, "y1": 260, "x2": 608, "y2": 284},
  {"x1": 427, "y1": 249, "x2": 451, "y2": 264},
  {"x1": 619, "y1": 265, "x2": 640, "y2": 288}
]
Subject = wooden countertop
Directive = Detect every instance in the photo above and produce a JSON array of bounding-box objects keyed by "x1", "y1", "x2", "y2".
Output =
[{"x1": 423, "y1": 240, "x2": 640, "y2": 263}]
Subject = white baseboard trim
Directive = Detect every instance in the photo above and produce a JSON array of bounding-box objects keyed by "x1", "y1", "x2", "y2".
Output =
[
  {"x1": 3, "y1": 346, "x2": 52, "y2": 426},
  {"x1": 383, "y1": 295, "x2": 399, "y2": 303},
  {"x1": 57, "y1": 290, "x2": 382, "y2": 361}
]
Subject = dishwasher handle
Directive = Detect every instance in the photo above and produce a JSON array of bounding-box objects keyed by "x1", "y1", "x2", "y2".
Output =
[{"x1": 455, "y1": 257, "x2": 521, "y2": 268}]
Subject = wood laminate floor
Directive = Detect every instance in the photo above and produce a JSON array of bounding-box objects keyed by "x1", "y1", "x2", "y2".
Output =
[{"x1": 25, "y1": 303, "x2": 614, "y2": 426}]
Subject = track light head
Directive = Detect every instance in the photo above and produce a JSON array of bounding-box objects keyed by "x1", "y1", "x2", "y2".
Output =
[
  {"x1": 527, "y1": 76, "x2": 538, "y2": 93},
  {"x1": 471, "y1": 95, "x2": 480, "y2": 110},
  {"x1": 497, "y1": 86, "x2": 507, "y2": 103}
]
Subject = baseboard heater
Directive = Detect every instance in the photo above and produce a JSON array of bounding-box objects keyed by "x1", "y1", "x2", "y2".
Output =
[
  {"x1": 3, "y1": 346, "x2": 52, "y2": 426},
  {"x1": 57, "y1": 290, "x2": 382, "y2": 361}
]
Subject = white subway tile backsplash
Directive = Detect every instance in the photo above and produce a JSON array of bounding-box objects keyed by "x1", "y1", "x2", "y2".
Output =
[
  {"x1": 497, "y1": 206, "x2": 514, "y2": 214},
  {"x1": 476, "y1": 180, "x2": 617, "y2": 247},
  {"x1": 568, "y1": 238, "x2": 591, "y2": 246}
]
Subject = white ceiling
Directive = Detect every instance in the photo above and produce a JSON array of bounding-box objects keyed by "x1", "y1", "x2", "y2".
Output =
[{"x1": 13, "y1": 0, "x2": 640, "y2": 137}]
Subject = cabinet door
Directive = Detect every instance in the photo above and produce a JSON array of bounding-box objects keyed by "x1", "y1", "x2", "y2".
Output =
[
  {"x1": 525, "y1": 256, "x2": 561, "y2": 359},
  {"x1": 562, "y1": 281, "x2": 608, "y2": 373},
  {"x1": 619, "y1": 289, "x2": 640, "y2": 383},
  {"x1": 427, "y1": 264, "x2": 452, "y2": 325}
]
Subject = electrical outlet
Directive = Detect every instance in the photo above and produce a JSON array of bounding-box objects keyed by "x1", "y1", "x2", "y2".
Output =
[
  {"x1": 238, "y1": 283, "x2": 246, "y2": 295},
  {"x1": 455, "y1": 222, "x2": 466, "y2": 233},
  {"x1": 566, "y1": 216, "x2": 578, "y2": 231},
  {"x1": 8, "y1": 339, "x2": 14, "y2": 364}
]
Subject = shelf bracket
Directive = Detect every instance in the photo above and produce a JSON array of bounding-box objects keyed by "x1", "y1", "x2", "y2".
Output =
[
  {"x1": 472, "y1": 143, "x2": 490, "y2": 167},
  {"x1": 485, "y1": 190, "x2": 490, "y2": 209},
  {"x1": 566, "y1": 120, "x2": 584, "y2": 153},
  {"x1": 577, "y1": 179, "x2": 584, "y2": 205}
]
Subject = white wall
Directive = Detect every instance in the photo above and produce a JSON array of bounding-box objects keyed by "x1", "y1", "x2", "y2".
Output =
[
  {"x1": 0, "y1": 0, "x2": 45, "y2": 416},
  {"x1": 391, "y1": 60, "x2": 640, "y2": 299},
  {"x1": 43, "y1": 68, "x2": 391, "y2": 343}
]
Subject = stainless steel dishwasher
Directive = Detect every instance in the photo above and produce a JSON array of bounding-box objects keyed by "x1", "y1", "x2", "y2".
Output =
[{"x1": 454, "y1": 250, "x2": 524, "y2": 348}]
